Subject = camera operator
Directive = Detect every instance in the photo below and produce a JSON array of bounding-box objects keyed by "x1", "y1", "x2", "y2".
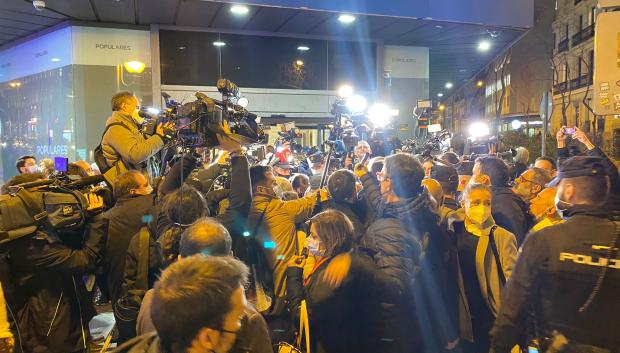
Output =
[
  {"x1": 100, "y1": 91, "x2": 174, "y2": 185},
  {"x1": 3, "y1": 173, "x2": 107, "y2": 353}
]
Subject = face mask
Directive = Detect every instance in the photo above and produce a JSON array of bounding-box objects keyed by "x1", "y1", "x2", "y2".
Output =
[
  {"x1": 554, "y1": 192, "x2": 573, "y2": 219},
  {"x1": 25, "y1": 165, "x2": 39, "y2": 174},
  {"x1": 273, "y1": 185, "x2": 284, "y2": 198},
  {"x1": 132, "y1": 108, "x2": 144, "y2": 125},
  {"x1": 466, "y1": 204, "x2": 492, "y2": 225},
  {"x1": 306, "y1": 237, "x2": 324, "y2": 256}
]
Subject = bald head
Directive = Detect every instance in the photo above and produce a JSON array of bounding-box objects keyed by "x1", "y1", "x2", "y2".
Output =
[
  {"x1": 422, "y1": 178, "x2": 444, "y2": 206},
  {"x1": 529, "y1": 187, "x2": 557, "y2": 220},
  {"x1": 180, "y1": 218, "x2": 232, "y2": 257}
]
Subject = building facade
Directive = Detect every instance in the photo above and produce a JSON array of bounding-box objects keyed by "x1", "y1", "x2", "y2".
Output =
[
  {"x1": 551, "y1": 0, "x2": 619, "y2": 160},
  {"x1": 446, "y1": 0, "x2": 555, "y2": 138}
]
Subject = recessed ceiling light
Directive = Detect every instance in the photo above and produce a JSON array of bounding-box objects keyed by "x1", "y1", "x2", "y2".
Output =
[
  {"x1": 478, "y1": 40, "x2": 491, "y2": 51},
  {"x1": 437, "y1": 92, "x2": 444, "y2": 97},
  {"x1": 230, "y1": 4, "x2": 249, "y2": 15},
  {"x1": 338, "y1": 14, "x2": 356, "y2": 23},
  {"x1": 434, "y1": 25, "x2": 444, "y2": 29},
  {"x1": 297, "y1": 45, "x2": 310, "y2": 51},
  {"x1": 178, "y1": 46, "x2": 186, "y2": 50},
  {"x1": 50, "y1": 58, "x2": 60, "y2": 62},
  {"x1": 445, "y1": 82, "x2": 453, "y2": 89},
  {"x1": 458, "y1": 69, "x2": 467, "y2": 73},
  {"x1": 213, "y1": 41, "x2": 226, "y2": 47}
]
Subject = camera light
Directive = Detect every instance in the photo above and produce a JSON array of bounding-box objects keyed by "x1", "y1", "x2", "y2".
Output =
[
  {"x1": 368, "y1": 103, "x2": 392, "y2": 128},
  {"x1": 230, "y1": 4, "x2": 249, "y2": 15},
  {"x1": 147, "y1": 107, "x2": 160, "y2": 115},
  {"x1": 469, "y1": 121, "x2": 490, "y2": 138},
  {"x1": 511, "y1": 119, "x2": 522, "y2": 130},
  {"x1": 338, "y1": 85, "x2": 353, "y2": 98},
  {"x1": 346, "y1": 95, "x2": 368, "y2": 113},
  {"x1": 124, "y1": 61, "x2": 145, "y2": 73},
  {"x1": 237, "y1": 96, "x2": 249, "y2": 108},
  {"x1": 213, "y1": 41, "x2": 226, "y2": 47},
  {"x1": 338, "y1": 14, "x2": 356, "y2": 23}
]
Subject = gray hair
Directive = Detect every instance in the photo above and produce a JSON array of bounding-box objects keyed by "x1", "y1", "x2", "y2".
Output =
[{"x1": 514, "y1": 147, "x2": 530, "y2": 164}]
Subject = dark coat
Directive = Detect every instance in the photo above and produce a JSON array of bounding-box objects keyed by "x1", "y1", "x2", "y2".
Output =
[
  {"x1": 359, "y1": 173, "x2": 460, "y2": 352},
  {"x1": 490, "y1": 186, "x2": 530, "y2": 244},
  {"x1": 491, "y1": 205, "x2": 620, "y2": 352},
  {"x1": 112, "y1": 332, "x2": 165, "y2": 353},
  {"x1": 8, "y1": 213, "x2": 107, "y2": 353},
  {"x1": 104, "y1": 194, "x2": 157, "y2": 305},
  {"x1": 285, "y1": 254, "x2": 384, "y2": 353},
  {"x1": 319, "y1": 199, "x2": 366, "y2": 243}
]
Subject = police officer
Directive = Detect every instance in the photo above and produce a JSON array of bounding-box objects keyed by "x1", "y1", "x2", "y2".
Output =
[{"x1": 491, "y1": 156, "x2": 620, "y2": 353}]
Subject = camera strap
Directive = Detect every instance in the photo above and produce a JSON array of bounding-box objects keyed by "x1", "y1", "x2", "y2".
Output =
[
  {"x1": 488, "y1": 225, "x2": 506, "y2": 286},
  {"x1": 14, "y1": 189, "x2": 55, "y2": 233}
]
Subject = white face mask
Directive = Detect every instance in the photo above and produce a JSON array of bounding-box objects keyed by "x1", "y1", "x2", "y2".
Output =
[
  {"x1": 466, "y1": 204, "x2": 492, "y2": 225},
  {"x1": 306, "y1": 236, "x2": 324, "y2": 257},
  {"x1": 25, "y1": 165, "x2": 39, "y2": 174},
  {"x1": 132, "y1": 108, "x2": 144, "y2": 125}
]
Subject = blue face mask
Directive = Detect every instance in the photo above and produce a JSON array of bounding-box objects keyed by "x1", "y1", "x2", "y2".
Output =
[{"x1": 306, "y1": 236, "x2": 324, "y2": 256}]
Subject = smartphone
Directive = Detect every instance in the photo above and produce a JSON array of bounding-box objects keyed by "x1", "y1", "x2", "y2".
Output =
[
  {"x1": 564, "y1": 127, "x2": 575, "y2": 135},
  {"x1": 360, "y1": 152, "x2": 370, "y2": 165}
]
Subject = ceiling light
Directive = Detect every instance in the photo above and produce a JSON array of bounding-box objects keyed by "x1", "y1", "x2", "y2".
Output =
[
  {"x1": 478, "y1": 40, "x2": 491, "y2": 51},
  {"x1": 297, "y1": 45, "x2": 310, "y2": 51},
  {"x1": 338, "y1": 14, "x2": 356, "y2": 23},
  {"x1": 230, "y1": 4, "x2": 249, "y2": 15},
  {"x1": 476, "y1": 80, "x2": 484, "y2": 87},
  {"x1": 213, "y1": 41, "x2": 226, "y2": 47},
  {"x1": 445, "y1": 82, "x2": 453, "y2": 89},
  {"x1": 295, "y1": 59, "x2": 304, "y2": 66},
  {"x1": 123, "y1": 61, "x2": 145, "y2": 73},
  {"x1": 439, "y1": 105, "x2": 446, "y2": 111},
  {"x1": 178, "y1": 46, "x2": 186, "y2": 50},
  {"x1": 434, "y1": 25, "x2": 444, "y2": 29},
  {"x1": 50, "y1": 58, "x2": 60, "y2": 62},
  {"x1": 437, "y1": 92, "x2": 444, "y2": 97}
]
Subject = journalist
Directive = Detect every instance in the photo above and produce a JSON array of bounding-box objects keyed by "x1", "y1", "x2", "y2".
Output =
[
  {"x1": 100, "y1": 91, "x2": 174, "y2": 185},
  {"x1": 4, "y1": 173, "x2": 107, "y2": 353}
]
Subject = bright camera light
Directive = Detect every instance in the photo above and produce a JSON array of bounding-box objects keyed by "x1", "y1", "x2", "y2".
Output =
[
  {"x1": 147, "y1": 107, "x2": 160, "y2": 115},
  {"x1": 368, "y1": 103, "x2": 392, "y2": 128},
  {"x1": 346, "y1": 95, "x2": 368, "y2": 113},
  {"x1": 338, "y1": 14, "x2": 356, "y2": 23},
  {"x1": 213, "y1": 41, "x2": 226, "y2": 47},
  {"x1": 237, "y1": 96, "x2": 249, "y2": 108},
  {"x1": 478, "y1": 40, "x2": 491, "y2": 51},
  {"x1": 445, "y1": 82, "x2": 453, "y2": 89},
  {"x1": 511, "y1": 120, "x2": 522, "y2": 130},
  {"x1": 297, "y1": 45, "x2": 310, "y2": 51},
  {"x1": 230, "y1": 4, "x2": 249, "y2": 15},
  {"x1": 338, "y1": 85, "x2": 353, "y2": 98},
  {"x1": 469, "y1": 122, "x2": 490, "y2": 138},
  {"x1": 123, "y1": 61, "x2": 145, "y2": 74}
]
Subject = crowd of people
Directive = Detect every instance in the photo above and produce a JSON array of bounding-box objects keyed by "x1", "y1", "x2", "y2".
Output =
[{"x1": 0, "y1": 91, "x2": 619, "y2": 353}]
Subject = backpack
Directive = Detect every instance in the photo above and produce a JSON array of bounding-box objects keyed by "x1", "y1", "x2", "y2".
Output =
[{"x1": 94, "y1": 122, "x2": 130, "y2": 174}]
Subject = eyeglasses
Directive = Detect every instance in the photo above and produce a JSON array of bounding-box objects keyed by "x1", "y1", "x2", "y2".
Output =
[{"x1": 515, "y1": 174, "x2": 540, "y2": 186}]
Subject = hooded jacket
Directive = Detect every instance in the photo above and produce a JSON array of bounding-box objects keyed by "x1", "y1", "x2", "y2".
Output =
[
  {"x1": 490, "y1": 186, "x2": 530, "y2": 244},
  {"x1": 447, "y1": 209, "x2": 518, "y2": 342}
]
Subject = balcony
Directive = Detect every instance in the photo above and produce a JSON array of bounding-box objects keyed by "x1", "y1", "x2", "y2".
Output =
[
  {"x1": 554, "y1": 82, "x2": 568, "y2": 94},
  {"x1": 571, "y1": 74, "x2": 593, "y2": 89},
  {"x1": 557, "y1": 38, "x2": 569, "y2": 53},
  {"x1": 571, "y1": 25, "x2": 594, "y2": 47}
]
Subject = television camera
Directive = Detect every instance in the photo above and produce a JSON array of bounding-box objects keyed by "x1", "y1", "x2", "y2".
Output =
[{"x1": 140, "y1": 79, "x2": 266, "y2": 149}]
